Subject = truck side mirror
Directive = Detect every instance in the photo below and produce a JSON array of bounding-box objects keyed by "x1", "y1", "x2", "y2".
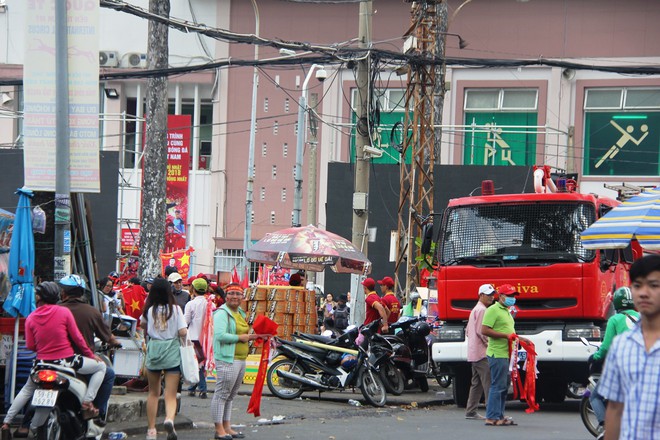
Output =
[{"x1": 420, "y1": 223, "x2": 434, "y2": 254}]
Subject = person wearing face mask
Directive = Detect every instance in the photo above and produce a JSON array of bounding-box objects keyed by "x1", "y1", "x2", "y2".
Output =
[{"x1": 481, "y1": 284, "x2": 531, "y2": 427}]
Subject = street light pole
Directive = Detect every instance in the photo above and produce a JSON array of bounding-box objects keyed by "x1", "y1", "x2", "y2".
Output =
[
  {"x1": 292, "y1": 64, "x2": 323, "y2": 227},
  {"x1": 244, "y1": 0, "x2": 260, "y2": 264}
]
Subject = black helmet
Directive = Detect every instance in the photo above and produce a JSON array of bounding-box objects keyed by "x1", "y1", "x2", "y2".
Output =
[
  {"x1": 35, "y1": 282, "x2": 61, "y2": 304},
  {"x1": 409, "y1": 320, "x2": 431, "y2": 343}
]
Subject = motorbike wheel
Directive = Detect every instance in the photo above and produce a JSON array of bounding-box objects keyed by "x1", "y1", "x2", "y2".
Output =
[
  {"x1": 438, "y1": 375, "x2": 452, "y2": 388},
  {"x1": 379, "y1": 363, "x2": 405, "y2": 396},
  {"x1": 35, "y1": 407, "x2": 62, "y2": 440},
  {"x1": 360, "y1": 368, "x2": 387, "y2": 407},
  {"x1": 266, "y1": 358, "x2": 305, "y2": 400},
  {"x1": 580, "y1": 396, "x2": 601, "y2": 437}
]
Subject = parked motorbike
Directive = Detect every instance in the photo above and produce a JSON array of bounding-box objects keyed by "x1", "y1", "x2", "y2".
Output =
[
  {"x1": 384, "y1": 316, "x2": 433, "y2": 392},
  {"x1": 267, "y1": 320, "x2": 388, "y2": 407},
  {"x1": 293, "y1": 324, "x2": 406, "y2": 396},
  {"x1": 29, "y1": 361, "x2": 105, "y2": 440}
]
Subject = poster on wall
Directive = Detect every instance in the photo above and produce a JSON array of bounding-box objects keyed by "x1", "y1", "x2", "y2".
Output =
[
  {"x1": 120, "y1": 228, "x2": 140, "y2": 256},
  {"x1": 165, "y1": 115, "x2": 191, "y2": 252}
]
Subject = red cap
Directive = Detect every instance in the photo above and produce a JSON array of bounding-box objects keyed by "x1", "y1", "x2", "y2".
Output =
[
  {"x1": 361, "y1": 278, "x2": 376, "y2": 289},
  {"x1": 377, "y1": 276, "x2": 395, "y2": 288},
  {"x1": 196, "y1": 272, "x2": 208, "y2": 280},
  {"x1": 497, "y1": 283, "x2": 519, "y2": 296},
  {"x1": 186, "y1": 276, "x2": 196, "y2": 285}
]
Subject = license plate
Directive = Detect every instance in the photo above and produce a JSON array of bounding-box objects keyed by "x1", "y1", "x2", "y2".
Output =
[
  {"x1": 518, "y1": 350, "x2": 527, "y2": 362},
  {"x1": 32, "y1": 389, "x2": 58, "y2": 407}
]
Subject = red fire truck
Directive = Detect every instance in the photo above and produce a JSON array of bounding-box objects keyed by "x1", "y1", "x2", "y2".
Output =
[{"x1": 430, "y1": 167, "x2": 639, "y2": 406}]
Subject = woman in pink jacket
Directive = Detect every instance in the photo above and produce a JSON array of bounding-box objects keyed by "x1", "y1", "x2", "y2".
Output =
[{"x1": 1, "y1": 281, "x2": 106, "y2": 433}]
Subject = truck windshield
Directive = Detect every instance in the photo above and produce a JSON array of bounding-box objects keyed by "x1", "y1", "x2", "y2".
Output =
[{"x1": 440, "y1": 202, "x2": 596, "y2": 265}]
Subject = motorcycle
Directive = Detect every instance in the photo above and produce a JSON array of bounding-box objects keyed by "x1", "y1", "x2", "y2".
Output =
[
  {"x1": 384, "y1": 316, "x2": 433, "y2": 393},
  {"x1": 29, "y1": 361, "x2": 105, "y2": 440},
  {"x1": 580, "y1": 337, "x2": 604, "y2": 438},
  {"x1": 266, "y1": 320, "x2": 388, "y2": 407}
]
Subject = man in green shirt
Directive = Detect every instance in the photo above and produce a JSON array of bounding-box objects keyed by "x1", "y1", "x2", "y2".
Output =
[
  {"x1": 589, "y1": 286, "x2": 639, "y2": 431},
  {"x1": 481, "y1": 283, "x2": 530, "y2": 426}
]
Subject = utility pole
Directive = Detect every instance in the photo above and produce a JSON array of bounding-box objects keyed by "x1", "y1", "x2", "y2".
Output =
[
  {"x1": 306, "y1": 92, "x2": 319, "y2": 286},
  {"x1": 53, "y1": 0, "x2": 71, "y2": 281},
  {"x1": 139, "y1": 0, "x2": 170, "y2": 279},
  {"x1": 394, "y1": 1, "x2": 441, "y2": 299},
  {"x1": 244, "y1": 0, "x2": 260, "y2": 264},
  {"x1": 351, "y1": 0, "x2": 372, "y2": 325}
]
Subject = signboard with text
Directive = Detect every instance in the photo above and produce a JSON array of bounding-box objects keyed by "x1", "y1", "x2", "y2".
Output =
[
  {"x1": 23, "y1": 0, "x2": 100, "y2": 192},
  {"x1": 165, "y1": 115, "x2": 191, "y2": 253}
]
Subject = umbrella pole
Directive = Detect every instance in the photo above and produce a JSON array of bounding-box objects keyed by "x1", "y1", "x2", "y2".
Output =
[{"x1": 9, "y1": 317, "x2": 18, "y2": 403}]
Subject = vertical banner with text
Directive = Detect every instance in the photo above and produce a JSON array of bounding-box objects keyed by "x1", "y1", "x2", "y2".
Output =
[
  {"x1": 23, "y1": 0, "x2": 100, "y2": 192},
  {"x1": 164, "y1": 115, "x2": 191, "y2": 253}
]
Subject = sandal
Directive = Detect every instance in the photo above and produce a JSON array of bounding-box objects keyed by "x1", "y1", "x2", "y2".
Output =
[
  {"x1": 497, "y1": 418, "x2": 517, "y2": 426},
  {"x1": 81, "y1": 402, "x2": 99, "y2": 420}
]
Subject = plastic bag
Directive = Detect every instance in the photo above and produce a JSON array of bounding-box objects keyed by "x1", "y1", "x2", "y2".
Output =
[
  {"x1": 180, "y1": 337, "x2": 199, "y2": 385},
  {"x1": 32, "y1": 206, "x2": 46, "y2": 234}
]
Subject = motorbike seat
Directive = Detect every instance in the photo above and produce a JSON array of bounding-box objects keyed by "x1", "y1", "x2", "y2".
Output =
[
  {"x1": 32, "y1": 362, "x2": 76, "y2": 377},
  {"x1": 281, "y1": 339, "x2": 327, "y2": 355}
]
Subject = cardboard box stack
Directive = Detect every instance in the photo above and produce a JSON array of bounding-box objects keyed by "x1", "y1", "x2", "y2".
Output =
[{"x1": 242, "y1": 285, "x2": 318, "y2": 355}]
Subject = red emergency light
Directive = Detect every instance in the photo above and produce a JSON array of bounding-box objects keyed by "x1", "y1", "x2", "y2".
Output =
[{"x1": 481, "y1": 180, "x2": 495, "y2": 196}]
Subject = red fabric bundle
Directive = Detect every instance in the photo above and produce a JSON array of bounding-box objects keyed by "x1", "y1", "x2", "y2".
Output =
[
  {"x1": 200, "y1": 296, "x2": 216, "y2": 372},
  {"x1": 508, "y1": 334, "x2": 540, "y2": 414},
  {"x1": 247, "y1": 315, "x2": 278, "y2": 417}
]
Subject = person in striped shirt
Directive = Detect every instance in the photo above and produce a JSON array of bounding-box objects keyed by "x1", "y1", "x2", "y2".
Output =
[{"x1": 599, "y1": 254, "x2": 660, "y2": 440}]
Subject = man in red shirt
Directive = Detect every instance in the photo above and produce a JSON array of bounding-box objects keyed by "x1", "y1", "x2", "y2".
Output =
[
  {"x1": 362, "y1": 278, "x2": 390, "y2": 333},
  {"x1": 378, "y1": 276, "x2": 401, "y2": 324}
]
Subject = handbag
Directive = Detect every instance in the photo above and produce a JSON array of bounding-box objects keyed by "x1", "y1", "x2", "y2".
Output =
[{"x1": 180, "y1": 337, "x2": 200, "y2": 385}]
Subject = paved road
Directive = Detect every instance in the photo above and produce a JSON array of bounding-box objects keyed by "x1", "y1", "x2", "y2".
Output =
[{"x1": 118, "y1": 385, "x2": 592, "y2": 440}]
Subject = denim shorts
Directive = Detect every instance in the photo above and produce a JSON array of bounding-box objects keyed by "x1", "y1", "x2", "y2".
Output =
[{"x1": 148, "y1": 365, "x2": 181, "y2": 374}]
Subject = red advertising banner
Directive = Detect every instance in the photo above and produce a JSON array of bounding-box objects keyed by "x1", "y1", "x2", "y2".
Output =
[
  {"x1": 120, "y1": 228, "x2": 140, "y2": 255},
  {"x1": 165, "y1": 115, "x2": 191, "y2": 253}
]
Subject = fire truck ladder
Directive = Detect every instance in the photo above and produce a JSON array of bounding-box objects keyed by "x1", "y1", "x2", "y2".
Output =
[{"x1": 394, "y1": 2, "x2": 439, "y2": 300}]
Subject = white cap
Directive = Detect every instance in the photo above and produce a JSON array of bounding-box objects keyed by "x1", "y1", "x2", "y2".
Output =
[
  {"x1": 478, "y1": 284, "x2": 496, "y2": 296},
  {"x1": 167, "y1": 272, "x2": 183, "y2": 283}
]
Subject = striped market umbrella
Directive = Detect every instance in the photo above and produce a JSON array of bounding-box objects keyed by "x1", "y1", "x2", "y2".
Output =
[{"x1": 581, "y1": 187, "x2": 660, "y2": 250}]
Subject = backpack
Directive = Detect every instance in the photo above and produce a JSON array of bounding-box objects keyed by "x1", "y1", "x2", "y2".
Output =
[{"x1": 333, "y1": 305, "x2": 349, "y2": 330}]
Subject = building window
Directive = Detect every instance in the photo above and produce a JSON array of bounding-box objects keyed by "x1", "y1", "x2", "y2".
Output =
[
  {"x1": 292, "y1": 165, "x2": 296, "y2": 179},
  {"x1": 583, "y1": 87, "x2": 660, "y2": 176},
  {"x1": 283, "y1": 143, "x2": 288, "y2": 157},
  {"x1": 270, "y1": 211, "x2": 276, "y2": 225},
  {"x1": 260, "y1": 187, "x2": 265, "y2": 201},
  {"x1": 272, "y1": 165, "x2": 277, "y2": 179},
  {"x1": 250, "y1": 210, "x2": 255, "y2": 224},
  {"x1": 462, "y1": 88, "x2": 539, "y2": 166},
  {"x1": 275, "y1": 75, "x2": 280, "y2": 86},
  {"x1": 281, "y1": 188, "x2": 286, "y2": 202},
  {"x1": 261, "y1": 142, "x2": 267, "y2": 157},
  {"x1": 273, "y1": 121, "x2": 278, "y2": 135},
  {"x1": 294, "y1": 122, "x2": 298, "y2": 136},
  {"x1": 285, "y1": 98, "x2": 290, "y2": 113},
  {"x1": 264, "y1": 97, "x2": 269, "y2": 112}
]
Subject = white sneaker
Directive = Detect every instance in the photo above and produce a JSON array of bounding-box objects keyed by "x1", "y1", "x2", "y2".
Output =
[{"x1": 146, "y1": 428, "x2": 157, "y2": 440}]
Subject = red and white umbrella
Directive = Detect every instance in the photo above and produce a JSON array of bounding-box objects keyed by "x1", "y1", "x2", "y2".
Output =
[{"x1": 245, "y1": 225, "x2": 371, "y2": 275}]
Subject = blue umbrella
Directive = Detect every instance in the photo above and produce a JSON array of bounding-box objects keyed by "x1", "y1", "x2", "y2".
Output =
[
  {"x1": 3, "y1": 188, "x2": 35, "y2": 406},
  {"x1": 3, "y1": 188, "x2": 36, "y2": 318},
  {"x1": 581, "y1": 187, "x2": 660, "y2": 250}
]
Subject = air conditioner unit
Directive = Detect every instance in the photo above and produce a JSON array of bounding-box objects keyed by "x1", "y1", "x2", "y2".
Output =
[
  {"x1": 125, "y1": 52, "x2": 147, "y2": 68},
  {"x1": 99, "y1": 51, "x2": 119, "y2": 68}
]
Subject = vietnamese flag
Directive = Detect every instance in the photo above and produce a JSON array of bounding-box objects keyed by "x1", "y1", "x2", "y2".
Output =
[
  {"x1": 241, "y1": 267, "x2": 249, "y2": 289},
  {"x1": 231, "y1": 266, "x2": 240, "y2": 284},
  {"x1": 122, "y1": 284, "x2": 147, "y2": 321},
  {"x1": 160, "y1": 247, "x2": 195, "y2": 279}
]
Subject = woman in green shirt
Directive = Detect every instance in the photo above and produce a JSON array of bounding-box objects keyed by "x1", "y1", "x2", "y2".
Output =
[{"x1": 212, "y1": 284, "x2": 263, "y2": 439}]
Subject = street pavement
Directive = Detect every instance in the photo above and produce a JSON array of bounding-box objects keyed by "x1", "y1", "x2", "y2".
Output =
[{"x1": 112, "y1": 383, "x2": 591, "y2": 440}]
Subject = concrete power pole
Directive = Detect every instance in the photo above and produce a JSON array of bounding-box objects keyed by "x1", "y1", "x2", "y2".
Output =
[
  {"x1": 53, "y1": 0, "x2": 71, "y2": 281},
  {"x1": 306, "y1": 92, "x2": 319, "y2": 287},
  {"x1": 351, "y1": 0, "x2": 373, "y2": 325},
  {"x1": 139, "y1": 0, "x2": 170, "y2": 279}
]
